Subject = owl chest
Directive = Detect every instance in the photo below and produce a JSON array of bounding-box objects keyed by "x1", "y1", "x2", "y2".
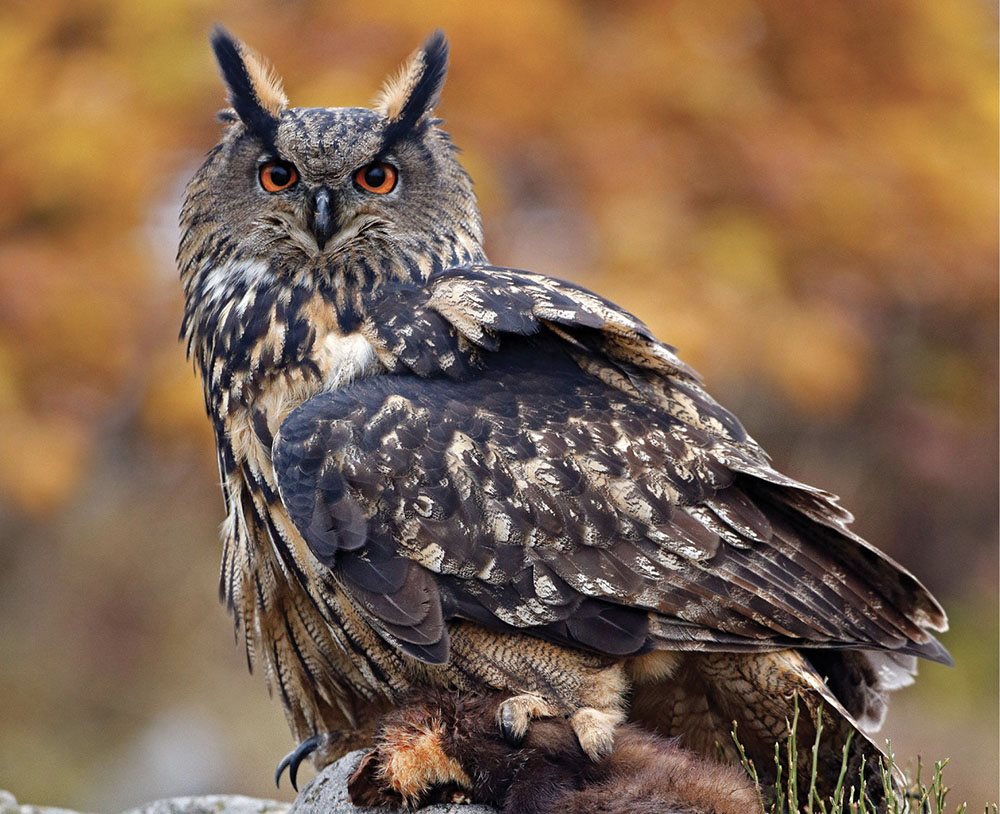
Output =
[
  {"x1": 217, "y1": 328, "x2": 394, "y2": 697},
  {"x1": 221, "y1": 328, "x2": 382, "y2": 590},
  {"x1": 223, "y1": 329, "x2": 381, "y2": 481}
]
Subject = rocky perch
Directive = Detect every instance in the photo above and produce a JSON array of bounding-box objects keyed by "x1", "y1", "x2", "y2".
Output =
[{"x1": 1, "y1": 752, "x2": 497, "y2": 814}]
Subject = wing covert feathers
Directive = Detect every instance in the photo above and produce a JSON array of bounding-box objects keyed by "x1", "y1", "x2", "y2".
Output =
[{"x1": 274, "y1": 266, "x2": 947, "y2": 668}]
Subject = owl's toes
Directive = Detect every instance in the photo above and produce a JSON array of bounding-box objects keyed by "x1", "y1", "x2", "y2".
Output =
[
  {"x1": 569, "y1": 706, "x2": 622, "y2": 761},
  {"x1": 497, "y1": 692, "x2": 556, "y2": 745}
]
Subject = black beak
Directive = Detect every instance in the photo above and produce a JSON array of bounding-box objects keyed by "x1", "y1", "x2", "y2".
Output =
[{"x1": 307, "y1": 187, "x2": 336, "y2": 250}]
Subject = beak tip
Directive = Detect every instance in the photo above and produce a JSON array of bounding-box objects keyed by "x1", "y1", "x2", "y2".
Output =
[{"x1": 308, "y1": 187, "x2": 336, "y2": 251}]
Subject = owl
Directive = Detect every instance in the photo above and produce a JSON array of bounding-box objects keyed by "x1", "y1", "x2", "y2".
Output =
[{"x1": 178, "y1": 27, "x2": 950, "y2": 805}]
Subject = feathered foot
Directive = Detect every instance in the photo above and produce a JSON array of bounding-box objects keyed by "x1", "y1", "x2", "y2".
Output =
[
  {"x1": 496, "y1": 692, "x2": 555, "y2": 744},
  {"x1": 498, "y1": 693, "x2": 622, "y2": 760}
]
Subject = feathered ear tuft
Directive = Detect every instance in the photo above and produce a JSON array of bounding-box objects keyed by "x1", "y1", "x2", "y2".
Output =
[
  {"x1": 375, "y1": 30, "x2": 449, "y2": 148},
  {"x1": 210, "y1": 26, "x2": 287, "y2": 149}
]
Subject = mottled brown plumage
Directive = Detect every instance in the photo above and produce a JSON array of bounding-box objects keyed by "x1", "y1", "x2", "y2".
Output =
[{"x1": 178, "y1": 27, "x2": 949, "y2": 804}]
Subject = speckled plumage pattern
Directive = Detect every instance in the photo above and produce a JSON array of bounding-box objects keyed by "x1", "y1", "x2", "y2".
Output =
[{"x1": 179, "y1": 28, "x2": 949, "y2": 804}]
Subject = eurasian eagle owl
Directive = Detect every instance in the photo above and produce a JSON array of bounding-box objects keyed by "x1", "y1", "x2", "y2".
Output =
[{"x1": 178, "y1": 27, "x2": 949, "y2": 804}]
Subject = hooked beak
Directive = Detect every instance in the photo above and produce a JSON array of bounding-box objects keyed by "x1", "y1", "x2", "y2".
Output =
[{"x1": 307, "y1": 187, "x2": 336, "y2": 250}]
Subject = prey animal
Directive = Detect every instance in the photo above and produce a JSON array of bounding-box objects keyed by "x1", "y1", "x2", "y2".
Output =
[
  {"x1": 348, "y1": 688, "x2": 761, "y2": 813},
  {"x1": 178, "y1": 27, "x2": 950, "y2": 802}
]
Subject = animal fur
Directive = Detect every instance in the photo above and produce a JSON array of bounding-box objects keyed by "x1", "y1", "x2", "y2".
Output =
[{"x1": 349, "y1": 688, "x2": 762, "y2": 814}]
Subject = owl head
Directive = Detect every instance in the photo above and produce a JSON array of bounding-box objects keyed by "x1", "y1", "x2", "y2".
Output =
[{"x1": 179, "y1": 27, "x2": 485, "y2": 322}]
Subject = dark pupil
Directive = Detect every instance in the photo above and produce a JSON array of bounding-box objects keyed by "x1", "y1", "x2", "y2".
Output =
[
  {"x1": 364, "y1": 165, "x2": 386, "y2": 187},
  {"x1": 269, "y1": 163, "x2": 290, "y2": 186}
]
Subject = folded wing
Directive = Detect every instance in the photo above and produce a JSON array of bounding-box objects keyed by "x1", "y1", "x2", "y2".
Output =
[{"x1": 273, "y1": 265, "x2": 948, "y2": 668}]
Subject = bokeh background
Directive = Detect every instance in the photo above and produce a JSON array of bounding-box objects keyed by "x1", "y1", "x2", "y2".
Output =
[{"x1": 0, "y1": 0, "x2": 996, "y2": 810}]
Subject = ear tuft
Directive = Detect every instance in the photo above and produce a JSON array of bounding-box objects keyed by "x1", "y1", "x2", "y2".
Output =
[
  {"x1": 241, "y1": 44, "x2": 289, "y2": 115},
  {"x1": 375, "y1": 30, "x2": 449, "y2": 146},
  {"x1": 210, "y1": 26, "x2": 286, "y2": 147}
]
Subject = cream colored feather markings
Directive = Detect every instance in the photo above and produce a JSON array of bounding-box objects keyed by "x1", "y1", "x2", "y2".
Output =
[
  {"x1": 372, "y1": 44, "x2": 429, "y2": 120},
  {"x1": 238, "y1": 41, "x2": 288, "y2": 117}
]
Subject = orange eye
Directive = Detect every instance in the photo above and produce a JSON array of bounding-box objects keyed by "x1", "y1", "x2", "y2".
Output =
[
  {"x1": 258, "y1": 160, "x2": 299, "y2": 193},
  {"x1": 354, "y1": 162, "x2": 398, "y2": 194}
]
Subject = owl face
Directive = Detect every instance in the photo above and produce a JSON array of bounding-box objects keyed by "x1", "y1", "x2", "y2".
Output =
[
  {"x1": 202, "y1": 106, "x2": 466, "y2": 261},
  {"x1": 180, "y1": 29, "x2": 483, "y2": 283}
]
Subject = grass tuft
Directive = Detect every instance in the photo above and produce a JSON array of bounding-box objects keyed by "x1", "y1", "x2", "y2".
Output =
[{"x1": 731, "y1": 703, "x2": 997, "y2": 813}]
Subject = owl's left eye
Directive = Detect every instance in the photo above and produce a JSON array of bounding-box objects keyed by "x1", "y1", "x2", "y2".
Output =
[
  {"x1": 354, "y1": 162, "x2": 398, "y2": 195},
  {"x1": 259, "y1": 160, "x2": 299, "y2": 193}
]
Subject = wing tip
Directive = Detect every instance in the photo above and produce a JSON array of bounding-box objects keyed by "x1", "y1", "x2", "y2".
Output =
[
  {"x1": 398, "y1": 634, "x2": 451, "y2": 665},
  {"x1": 917, "y1": 635, "x2": 954, "y2": 667}
]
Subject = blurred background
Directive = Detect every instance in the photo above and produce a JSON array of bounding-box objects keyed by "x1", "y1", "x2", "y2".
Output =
[{"x1": 0, "y1": 0, "x2": 996, "y2": 809}]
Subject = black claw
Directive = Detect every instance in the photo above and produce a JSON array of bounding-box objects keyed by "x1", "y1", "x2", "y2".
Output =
[
  {"x1": 498, "y1": 704, "x2": 523, "y2": 746},
  {"x1": 275, "y1": 734, "x2": 323, "y2": 791}
]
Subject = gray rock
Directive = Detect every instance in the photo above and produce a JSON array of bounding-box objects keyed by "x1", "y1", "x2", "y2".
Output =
[
  {"x1": 288, "y1": 751, "x2": 497, "y2": 814},
  {"x1": 0, "y1": 789, "x2": 96, "y2": 814},
  {"x1": 120, "y1": 795, "x2": 289, "y2": 814},
  {"x1": 1, "y1": 788, "x2": 287, "y2": 814},
  {"x1": 2, "y1": 750, "x2": 496, "y2": 814}
]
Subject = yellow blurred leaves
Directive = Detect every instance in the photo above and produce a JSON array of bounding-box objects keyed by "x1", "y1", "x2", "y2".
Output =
[
  {"x1": 761, "y1": 306, "x2": 869, "y2": 416},
  {"x1": 0, "y1": 412, "x2": 90, "y2": 514},
  {"x1": 138, "y1": 349, "x2": 215, "y2": 447},
  {"x1": 0, "y1": 0, "x2": 994, "y2": 520},
  {"x1": 695, "y1": 210, "x2": 783, "y2": 296}
]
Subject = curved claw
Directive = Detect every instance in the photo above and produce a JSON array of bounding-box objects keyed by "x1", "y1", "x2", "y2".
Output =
[
  {"x1": 497, "y1": 694, "x2": 553, "y2": 747},
  {"x1": 498, "y1": 702, "x2": 524, "y2": 746},
  {"x1": 275, "y1": 734, "x2": 324, "y2": 791}
]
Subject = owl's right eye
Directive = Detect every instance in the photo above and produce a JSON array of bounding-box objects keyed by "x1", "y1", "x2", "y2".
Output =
[{"x1": 258, "y1": 160, "x2": 299, "y2": 193}]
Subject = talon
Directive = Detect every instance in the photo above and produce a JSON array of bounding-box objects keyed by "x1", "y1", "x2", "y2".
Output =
[
  {"x1": 497, "y1": 693, "x2": 554, "y2": 746},
  {"x1": 499, "y1": 702, "x2": 522, "y2": 745},
  {"x1": 275, "y1": 734, "x2": 324, "y2": 791}
]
